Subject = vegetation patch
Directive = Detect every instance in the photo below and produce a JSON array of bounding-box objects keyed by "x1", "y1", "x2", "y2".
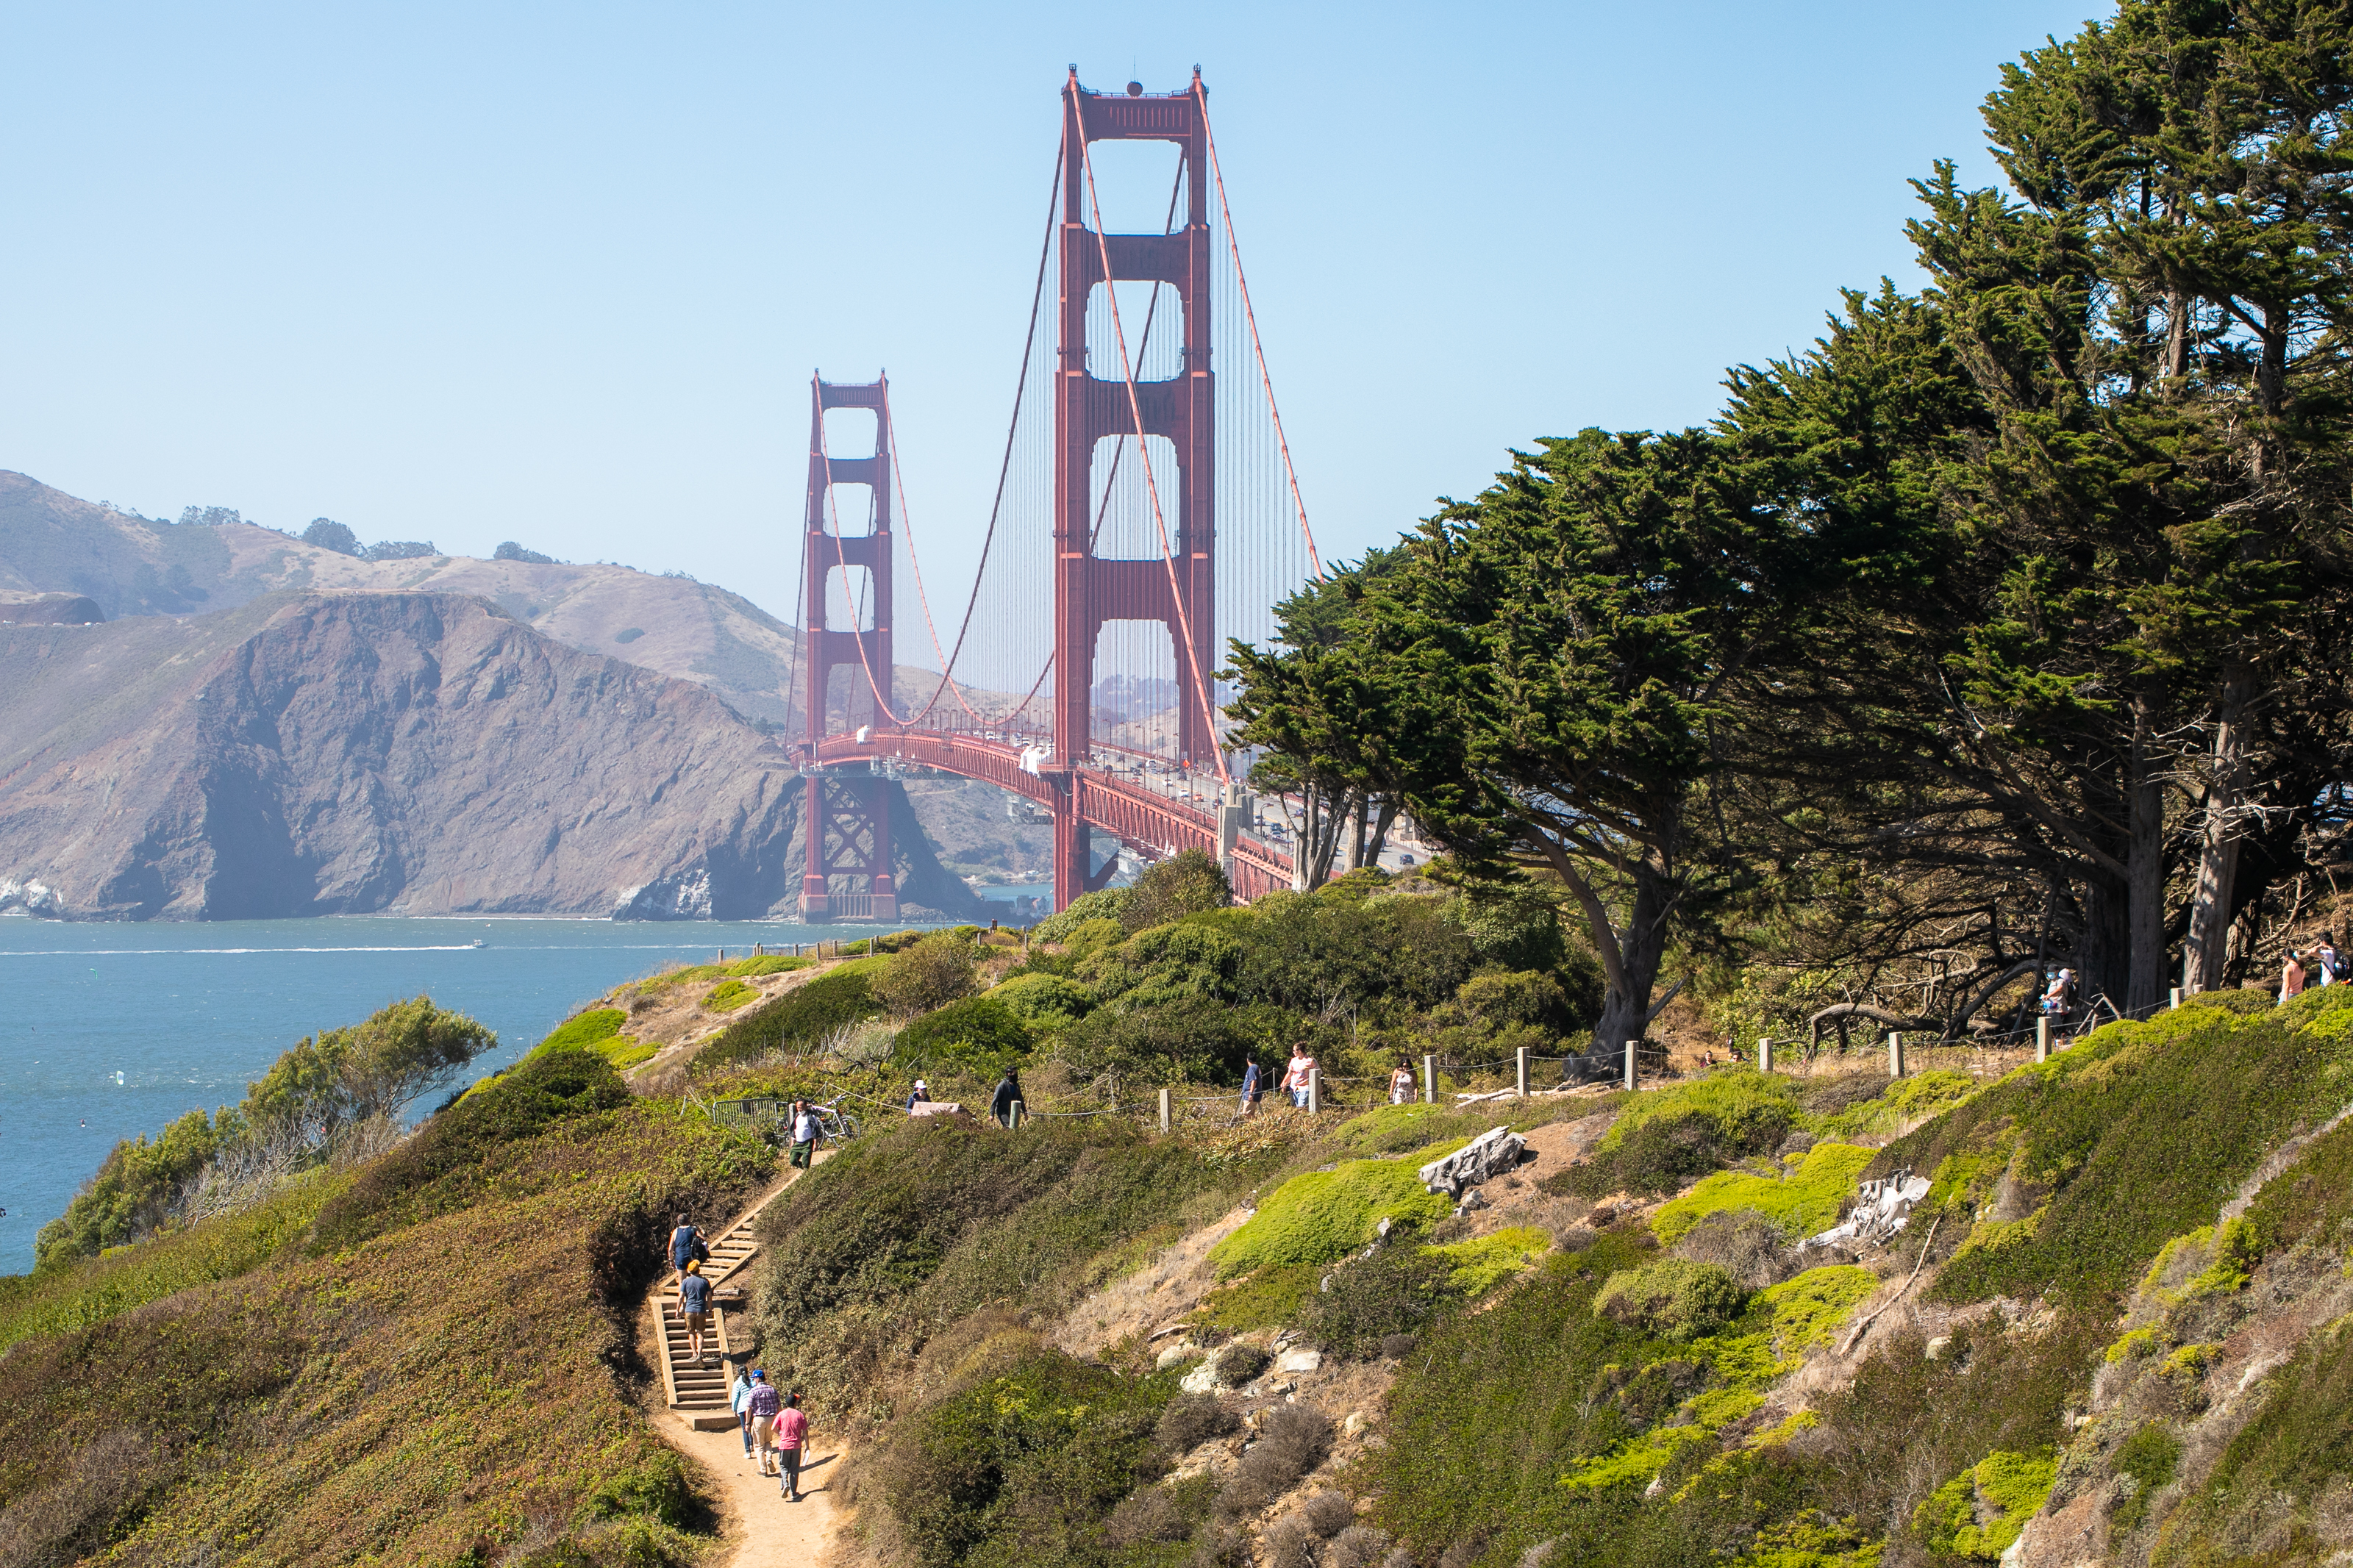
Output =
[
  {"x1": 1427, "y1": 1225, "x2": 1551, "y2": 1295},
  {"x1": 988, "y1": 971, "x2": 1093, "y2": 1031},
  {"x1": 1209, "y1": 1155, "x2": 1454, "y2": 1277},
  {"x1": 1912, "y1": 1449, "x2": 2057, "y2": 1561},
  {"x1": 726, "y1": 953, "x2": 810, "y2": 978},
  {"x1": 1194, "y1": 1262, "x2": 1326, "y2": 1334},
  {"x1": 2151, "y1": 1315, "x2": 2353, "y2": 1556},
  {"x1": 1593, "y1": 1258, "x2": 1746, "y2": 1342},
  {"x1": 1885, "y1": 999, "x2": 2353, "y2": 1305},
  {"x1": 534, "y1": 1008, "x2": 626, "y2": 1055},
  {"x1": 701, "y1": 978, "x2": 757, "y2": 1012},
  {"x1": 1565, "y1": 1072, "x2": 1800, "y2": 1197},
  {"x1": 690, "y1": 967, "x2": 882, "y2": 1078},
  {"x1": 893, "y1": 995, "x2": 1033, "y2": 1078},
  {"x1": 1811, "y1": 1070, "x2": 1976, "y2": 1142},
  {"x1": 1652, "y1": 1142, "x2": 1876, "y2": 1245}
]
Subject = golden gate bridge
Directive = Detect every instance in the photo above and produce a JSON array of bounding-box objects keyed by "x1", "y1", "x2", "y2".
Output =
[{"x1": 793, "y1": 71, "x2": 1323, "y2": 920}]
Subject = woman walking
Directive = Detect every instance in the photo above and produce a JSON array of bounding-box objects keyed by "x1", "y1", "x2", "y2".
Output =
[{"x1": 775, "y1": 1393, "x2": 811, "y2": 1501}]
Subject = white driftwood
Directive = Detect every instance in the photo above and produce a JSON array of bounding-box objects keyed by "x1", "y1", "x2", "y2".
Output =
[{"x1": 1418, "y1": 1125, "x2": 1525, "y2": 1198}]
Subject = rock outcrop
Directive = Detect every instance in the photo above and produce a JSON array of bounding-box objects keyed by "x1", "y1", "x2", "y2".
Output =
[{"x1": 0, "y1": 591, "x2": 980, "y2": 920}]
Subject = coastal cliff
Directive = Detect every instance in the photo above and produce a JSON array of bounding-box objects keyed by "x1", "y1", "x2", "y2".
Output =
[{"x1": 0, "y1": 591, "x2": 982, "y2": 920}]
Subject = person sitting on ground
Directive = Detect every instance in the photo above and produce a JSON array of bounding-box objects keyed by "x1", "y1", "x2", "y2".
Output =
[
  {"x1": 905, "y1": 1078, "x2": 930, "y2": 1111},
  {"x1": 744, "y1": 1370, "x2": 782, "y2": 1476},
  {"x1": 1282, "y1": 1043, "x2": 1317, "y2": 1109},
  {"x1": 1238, "y1": 1051, "x2": 1263, "y2": 1116},
  {"x1": 668, "y1": 1213, "x2": 702, "y2": 1289},
  {"x1": 990, "y1": 1068, "x2": 1024, "y2": 1129},
  {"x1": 729, "y1": 1362, "x2": 757, "y2": 1457},
  {"x1": 2283, "y1": 949, "x2": 2310, "y2": 1003},
  {"x1": 776, "y1": 1392, "x2": 811, "y2": 1501},
  {"x1": 678, "y1": 1258, "x2": 714, "y2": 1365},
  {"x1": 789, "y1": 1098, "x2": 821, "y2": 1170},
  {"x1": 1388, "y1": 1060, "x2": 1415, "y2": 1105}
]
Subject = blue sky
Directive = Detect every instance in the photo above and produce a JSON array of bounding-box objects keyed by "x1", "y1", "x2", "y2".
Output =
[{"x1": 2, "y1": 1, "x2": 2100, "y2": 636}]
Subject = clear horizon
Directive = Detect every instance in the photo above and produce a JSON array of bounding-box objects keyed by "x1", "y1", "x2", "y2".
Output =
[{"x1": 4, "y1": 1, "x2": 2099, "y2": 636}]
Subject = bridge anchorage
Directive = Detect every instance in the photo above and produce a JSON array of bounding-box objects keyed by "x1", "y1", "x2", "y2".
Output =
[{"x1": 794, "y1": 71, "x2": 1322, "y2": 921}]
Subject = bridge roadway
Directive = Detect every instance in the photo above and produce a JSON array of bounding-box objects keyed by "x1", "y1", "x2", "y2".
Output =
[{"x1": 813, "y1": 731, "x2": 1295, "y2": 901}]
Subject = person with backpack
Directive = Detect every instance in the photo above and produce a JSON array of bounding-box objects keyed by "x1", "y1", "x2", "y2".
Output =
[
  {"x1": 2316, "y1": 933, "x2": 2345, "y2": 988},
  {"x1": 729, "y1": 1363, "x2": 757, "y2": 1456},
  {"x1": 744, "y1": 1370, "x2": 782, "y2": 1476},
  {"x1": 990, "y1": 1069, "x2": 1024, "y2": 1129},
  {"x1": 668, "y1": 1214, "x2": 704, "y2": 1289},
  {"x1": 775, "y1": 1392, "x2": 811, "y2": 1501},
  {"x1": 677, "y1": 1259, "x2": 714, "y2": 1366}
]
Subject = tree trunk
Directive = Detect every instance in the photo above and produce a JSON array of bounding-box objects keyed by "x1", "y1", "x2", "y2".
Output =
[
  {"x1": 1588, "y1": 865, "x2": 1674, "y2": 1064},
  {"x1": 1363, "y1": 796, "x2": 1400, "y2": 867},
  {"x1": 1344, "y1": 793, "x2": 1369, "y2": 873},
  {"x1": 2076, "y1": 877, "x2": 2131, "y2": 1020},
  {"x1": 2126, "y1": 699, "x2": 2168, "y2": 1016},
  {"x1": 2182, "y1": 665, "x2": 2252, "y2": 994}
]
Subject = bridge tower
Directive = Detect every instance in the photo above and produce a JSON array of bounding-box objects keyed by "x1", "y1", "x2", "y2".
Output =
[
  {"x1": 1052, "y1": 70, "x2": 1216, "y2": 909},
  {"x1": 800, "y1": 373, "x2": 898, "y2": 923}
]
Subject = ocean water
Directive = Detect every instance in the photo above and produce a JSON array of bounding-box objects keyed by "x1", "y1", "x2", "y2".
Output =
[{"x1": 0, "y1": 913, "x2": 967, "y2": 1274}]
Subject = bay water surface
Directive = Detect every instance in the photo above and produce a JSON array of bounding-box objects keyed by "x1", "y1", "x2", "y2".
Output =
[{"x1": 0, "y1": 911, "x2": 1018, "y2": 1273}]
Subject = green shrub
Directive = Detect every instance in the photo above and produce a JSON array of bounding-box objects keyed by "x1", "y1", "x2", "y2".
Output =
[
  {"x1": 872, "y1": 932, "x2": 979, "y2": 1017},
  {"x1": 2244, "y1": 1114, "x2": 2353, "y2": 1258},
  {"x1": 1329, "y1": 1102, "x2": 1495, "y2": 1157},
  {"x1": 988, "y1": 972, "x2": 1093, "y2": 1031},
  {"x1": 2150, "y1": 1314, "x2": 2353, "y2": 1556},
  {"x1": 726, "y1": 953, "x2": 811, "y2": 978},
  {"x1": 1912, "y1": 1450, "x2": 2057, "y2": 1560},
  {"x1": 309, "y1": 1050, "x2": 632, "y2": 1251},
  {"x1": 534, "y1": 1009, "x2": 626, "y2": 1056},
  {"x1": 1565, "y1": 1072, "x2": 1800, "y2": 1198},
  {"x1": 1120, "y1": 848, "x2": 1232, "y2": 932},
  {"x1": 860, "y1": 1346, "x2": 1172, "y2": 1568},
  {"x1": 1592, "y1": 1258, "x2": 1746, "y2": 1341},
  {"x1": 1887, "y1": 998, "x2": 2353, "y2": 1304},
  {"x1": 1811, "y1": 1070, "x2": 1976, "y2": 1142},
  {"x1": 1209, "y1": 1157, "x2": 1454, "y2": 1277},
  {"x1": 582, "y1": 1447, "x2": 690, "y2": 1527},
  {"x1": 1425, "y1": 1225, "x2": 1552, "y2": 1296},
  {"x1": 33, "y1": 1106, "x2": 230, "y2": 1269},
  {"x1": 689, "y1": 969, "x2": 880, "y2": 1078},
  {"x1": 1194, "y1": 1262, "x2": 1325, "y2": 1333},
  {"x1": 0, "y1": 1169, "x2": 348, "y2": 1353},
  {"x1": 892, "y1": 996, "x2": 1033, "y2": 1078},
  {"x1": 701, "y1": 980, "x2": 757, "y2": 1012},
  {"x1": 1035, "y1": 887, "x2": 1129, "y2": 943},
  {"x1": 1297, "y1": 1246, "x2": 1456, "y2": 1360},
  {"x1": 1651, "y1": 1142, "x2": 1877, "y2": 1245}
]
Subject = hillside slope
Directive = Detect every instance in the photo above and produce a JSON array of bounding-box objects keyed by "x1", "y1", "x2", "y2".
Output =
[{"x1": 0, "y1": 591, "x2": 982, "y2": 920}]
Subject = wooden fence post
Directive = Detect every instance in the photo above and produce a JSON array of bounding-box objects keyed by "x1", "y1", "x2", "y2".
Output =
[
  {"x1": 1158, "y1": 1086, "x2": 1171, "y2": 1134},
  {"x1": 1422, "y1": 1054, "x2": 1437, "y2": 1104},
  {"x1": 1515, "y1": 1047, "x2": 1529, "y2": 1100},
  {"x1": 1888, "y1": 1031, "x2": 1906, "y2": 1079},
  {"x1": 1307, "y1": 1067, "x2": 1323, "y2": 1114},
  {"x1": 1624, "y1": 1039, "x2": 1638, "y2": 1092},
  {"x1": 2036, "y1": 1017, "x2": 2051, "y2": 1063}
]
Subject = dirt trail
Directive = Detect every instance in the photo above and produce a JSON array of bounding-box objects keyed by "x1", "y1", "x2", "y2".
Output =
[{"x1": 638, "y1": 1154, "x2": 855, "y2": 1567}]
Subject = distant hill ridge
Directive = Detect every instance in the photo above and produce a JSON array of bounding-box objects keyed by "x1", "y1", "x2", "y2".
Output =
[{"x1": 0, "y1": 468, "x2": 966, "y2": 730}]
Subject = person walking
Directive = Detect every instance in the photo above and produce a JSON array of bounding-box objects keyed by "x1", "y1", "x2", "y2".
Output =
[
  {"x1": 1282, "y1": 1044, "x2": 1316, "y2": 1109},
  {"x1": 2283, "y1": 949, "x2": 2310, "y2": 1003},
  {"x1": 1388, "y1": 1061, "x2": 1415, "y2": 1106},
  {"x1": 668, "y1": 1213, "x2": 703, "y2": 1290},
  {"x1": 1238, "y1": 1052, "x2": 1263, "y2": 1117},
  {"x1": 789, "y1": 1099, "x2": 820, "y2": 1170},
  {"x1": 775, "y1": 1392, "x2": 811, "y2": 1501},
  {"x1": 729, "y1": 1363, "x2": 757, "y2": 1458},
  {"x1": 745, "y1": 1370, "x2": 782, "y2": 1475},
  {"x1": 990, "y1": 1068, "x2": 1024, "y2": 1129},
  {"x1": 678, "y1": 1259, "x2": 714, "y2": 1365},
  {"x1": 2317, "y1": 933, "x2": 2345, "y2": 988}
]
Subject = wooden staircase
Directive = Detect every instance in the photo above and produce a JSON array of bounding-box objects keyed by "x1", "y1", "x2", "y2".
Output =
[{"x1": 654, "y1": 1189, "x2": 782, "y2": 1426}]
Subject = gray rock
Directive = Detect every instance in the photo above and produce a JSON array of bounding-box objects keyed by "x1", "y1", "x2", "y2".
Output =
[{"x1": 1419, "y1": 1126, "x2": 1525, "y2": 1198}]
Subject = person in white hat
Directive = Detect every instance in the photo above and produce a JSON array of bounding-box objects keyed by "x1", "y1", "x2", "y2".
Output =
[{"x1": 905, "y1": 1077, "x2": 930, "y2": 1111}]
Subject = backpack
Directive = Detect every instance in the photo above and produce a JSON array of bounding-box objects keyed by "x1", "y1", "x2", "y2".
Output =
[
  {"x1": 691, "y1": 1236, "x2": 711, "y2": 1264},
  {"x1": 2329, "y1": 950, "x2": 2351, "y2": 983}
]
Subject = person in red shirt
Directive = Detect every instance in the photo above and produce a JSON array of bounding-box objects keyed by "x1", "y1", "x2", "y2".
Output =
[{"x1": 774, "y1": 1393, "x2": 812, "y2": 1501}]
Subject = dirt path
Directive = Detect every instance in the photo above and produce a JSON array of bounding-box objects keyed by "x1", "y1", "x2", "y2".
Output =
[{"x1": 638, "y1": 1156, "x2": 856, "y2": 1567}]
